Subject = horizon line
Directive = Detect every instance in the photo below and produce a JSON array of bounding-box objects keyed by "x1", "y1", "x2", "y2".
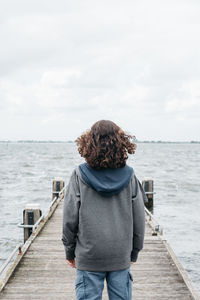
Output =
[{"x1": 0, "y1": 140, "x2": 199, "y2": 143}]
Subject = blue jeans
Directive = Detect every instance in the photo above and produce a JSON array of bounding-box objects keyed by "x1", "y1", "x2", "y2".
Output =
[{"x1": 75, "y1": 267, "x2": 133, "y2": 300}]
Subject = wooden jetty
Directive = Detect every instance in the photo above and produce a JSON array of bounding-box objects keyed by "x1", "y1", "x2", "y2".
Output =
[{"x1": 0, "y1": 180, "x2": 199, "y2": 300}]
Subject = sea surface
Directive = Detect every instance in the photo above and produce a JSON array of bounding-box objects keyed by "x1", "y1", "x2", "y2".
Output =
[{"x1": 0, "y1": 142, "x2": 200, "y2": 291}]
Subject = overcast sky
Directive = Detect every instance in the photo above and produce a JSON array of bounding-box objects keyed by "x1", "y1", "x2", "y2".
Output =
[{"x1": 0, "y1": 0, "x2": 200, "y2": 141}]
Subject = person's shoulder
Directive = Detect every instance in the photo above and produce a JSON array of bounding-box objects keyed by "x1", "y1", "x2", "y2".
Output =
[
  {"x1": 74, "y1": 163, "x2": 87, "y2": 175},
  {"x1": 125, "y1": 164, "x2": 135, "y2": 178},
  {"x1": 71, "y1": 163, "x2": 87, "y2": 181},
  {"x1": 75, "y1": 163, "x2": 87, "y2": 172},
  {"x1": 69, "y1": 167, "x2": 80, "y2": 181}
]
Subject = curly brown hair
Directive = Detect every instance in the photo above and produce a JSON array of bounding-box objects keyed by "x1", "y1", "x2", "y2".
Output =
[{"x1": 76, "y1": 120, "x2": 136, "y2": 169}]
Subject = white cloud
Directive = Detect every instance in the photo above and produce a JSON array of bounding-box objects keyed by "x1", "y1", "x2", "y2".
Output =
[
  {"x1": 165, "y1": 80, "x2": 200, "y2": 117},
  {"x1": 165, "y1": 98, "x2": 197, "y2": 113},
  {"x1": 40, "y1": 70, "x2": 81, "y2": 87}
]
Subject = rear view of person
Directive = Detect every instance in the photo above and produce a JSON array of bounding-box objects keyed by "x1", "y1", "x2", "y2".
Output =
[{"x1": 62, "y1": 120, "x2": 146, "y2": 300}]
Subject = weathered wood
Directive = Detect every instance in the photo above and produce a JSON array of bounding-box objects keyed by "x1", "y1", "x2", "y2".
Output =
[
  {"x1": 23, "y1": 203, "x2": 41, "y2": 242},
  {"x1": 0, "y1": 195, "x2": 62, "y2": 293},
  {"x1": 142, "y1": 178, "x2": 154, "y2": 210},
  {"x1": 0, "y1": 196, "x2": 199, "y2": 300},
  {"x1": 52, "y1": 178, "x2": 65, "y2": 200}
]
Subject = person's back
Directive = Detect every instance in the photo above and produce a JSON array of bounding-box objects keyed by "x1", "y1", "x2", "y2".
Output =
[{"x1": 62, "y1": 120, "x2": 146, "y2": 300}]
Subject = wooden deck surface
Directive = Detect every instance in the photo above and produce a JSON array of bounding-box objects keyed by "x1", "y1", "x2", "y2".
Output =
[{"x1": 0, "y1": 198, "x2": 199, "y2": 300}]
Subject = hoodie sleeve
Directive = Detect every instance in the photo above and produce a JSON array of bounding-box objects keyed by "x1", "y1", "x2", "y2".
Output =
[
  {"x1": 131, "y1": 175, "x2": 146, "y2": 262},
  {"x1": 61, "y1": 169, "x2": 80, "y2": 260}
]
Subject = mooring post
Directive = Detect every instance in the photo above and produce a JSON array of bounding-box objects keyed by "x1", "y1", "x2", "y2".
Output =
[
  {"x1": 142, "y1": 178, "x2": 154, "y2": 211},
  {"x1": 23, "y1": 203, "x2": 42, "y2": 243},
  {"x1": 52, "y1": 177, "x2": 65, "y2": 200}
]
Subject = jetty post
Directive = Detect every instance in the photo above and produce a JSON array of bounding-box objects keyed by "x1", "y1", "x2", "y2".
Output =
[
  {"x1": 23, "y1": 203, "x2": 42, "y2": 243},
  {"x1": 52, "y1": 177, "x2": 65, "y2": 200},
  {"x1": 142, "y1": 178, "x2": 154, "y2": 211}
]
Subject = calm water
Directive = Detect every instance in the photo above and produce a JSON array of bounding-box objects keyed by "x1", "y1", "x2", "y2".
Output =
[{"x1": 0, "y1": 142, "x2": 200, "y2": 291}]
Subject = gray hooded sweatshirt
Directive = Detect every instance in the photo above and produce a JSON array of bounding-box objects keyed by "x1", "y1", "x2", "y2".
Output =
[{"x1": 62, "y1": 163, "x2": 146, "y2": 271}]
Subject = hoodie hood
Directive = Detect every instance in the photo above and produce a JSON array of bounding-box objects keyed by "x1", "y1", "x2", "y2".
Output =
[{"x1": 78, "y1": 163, "x2": 133, "y2": 197}]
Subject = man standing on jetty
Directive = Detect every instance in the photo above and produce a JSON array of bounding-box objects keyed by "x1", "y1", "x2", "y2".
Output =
[{"x1": 62, "y1": 120, "x2": 146, "y2": 300}]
